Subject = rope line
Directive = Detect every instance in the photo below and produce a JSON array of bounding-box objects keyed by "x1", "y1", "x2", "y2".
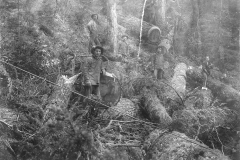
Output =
[{"x1": 0, "y1": 60, "x2": 158, "y2": 126}]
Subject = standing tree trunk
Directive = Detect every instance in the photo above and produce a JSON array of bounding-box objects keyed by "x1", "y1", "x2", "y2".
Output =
[
  {"x1": 102, "y1": 0, "x2": 118, "y2": 55},
  {"x1": 111, "y1": 1, "x2": 118, "y2": 55},
  {"x1": 161, "y1": 0, "x2": 166, "y2": 24},
  {"x1": 192, "y1": 0, "x2": 202, "y2": 58}
]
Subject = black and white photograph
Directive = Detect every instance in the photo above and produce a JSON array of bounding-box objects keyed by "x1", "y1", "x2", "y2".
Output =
[{"x1": 0, "y1": 0, "x2": 239, "y2": 159}]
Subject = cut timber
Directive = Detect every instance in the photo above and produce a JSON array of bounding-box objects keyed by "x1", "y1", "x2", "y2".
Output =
[
  {"x1": 102, "y1": 98, "x2": 140, "y2": 120},
  {"x1": 117, "y1": 14, "x2": 161, "y2": 44},
  {"x1": 184, "y1": 88, "x2": 213, "y2": 109},
  {"x1": 166, "y1": 63, "x2": 187, "y2": 105},
  {"x1": 186, "y1": 67, "x2": 240, "y2": 115},
  {"x1": 100, "y1": 72, "x2": 122, "y2": 106},
  {"x1": 44, "y1": 74, "x2": 79, "y2": 125},
  {"x1": 143, "y1": 130, "x2": 230, "y2": 160},
  {"x1": 140, "y1": 89, "x2": 172, "y2": 126},
  {"x1": 171, "y1": 107, "x2": 236, "y2": 138}
]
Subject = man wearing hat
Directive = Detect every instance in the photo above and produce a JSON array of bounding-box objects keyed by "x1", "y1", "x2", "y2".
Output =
[
  {"x1": 87, "y1": 14, "x2": 101, "y2": 54},
  {"x1": 150, "y1": 43, "x2": 167, "y2": 79},
  {"x1": 82, "y1": 46, "x2": 121, "y2": 100},
  {"x1": 118, "y1": 35, "x2": 129, "y2": 57}
]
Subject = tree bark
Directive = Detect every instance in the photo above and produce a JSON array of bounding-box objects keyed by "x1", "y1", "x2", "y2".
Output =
[{"x1": 143, "y1": 130, "x2": 230, "y2": 160}]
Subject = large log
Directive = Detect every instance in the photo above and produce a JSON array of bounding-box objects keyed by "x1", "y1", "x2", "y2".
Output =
[
  {"x1": 187, "y1": 67, "x2": 240, "y2": 158},
  {"x1": 184, "y1": 88, "x2": 213, "y2": 109},
  {"x1": 143, "y1": 130, "x2": 230, "y2": 160},
  {"x1": 44, "y1": 74, "x2": 79, "y2": 126},
  {"x1": 170, "y1": 63, "x2": 187, "y2": 101},
  {"x1": 186, "y1": 67, "x2": 240, "y2": 115},
  {"x1": 171, "y1": 107, "x2": 237, "y2": 138},
  {"x1": 102, "y1": 98, "x2": 140, "y2": 120},
  {"x1": 117, "y1": 13, "x2": 161, "y2": 44},
  {"x1": 140, "y1": 89, "x2": 172, "y2": 126}
]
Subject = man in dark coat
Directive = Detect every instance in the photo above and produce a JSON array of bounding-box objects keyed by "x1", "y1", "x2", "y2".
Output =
[
  {"x1": 149, "y1": 42, "x2": 169, "y2": 80},
  {"x1": 82, "y1": 46, "x2": 121, "y2": 100}
]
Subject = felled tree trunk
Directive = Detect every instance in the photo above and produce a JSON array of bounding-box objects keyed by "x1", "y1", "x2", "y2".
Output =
[
  {"x1": 184, "y1": 88, "x2": 213, "y2": 109},
  {"x1": 143, "y1": 130, "x2": 230, "y2": 160},
  {"x1": 171, "y1": 107, "x2": 237, "y2": 138},
  {"x1": 169, "y1": 63, "x2": 188, "y2": 101},
  {"x1": 102, "y1": 98, "x2": 140, "y2": 120},
  {"x1": 187, "y1": 67, "x2": 240, "y2": 156},
  {"x1": 186, "y1": 67, "x2": 240, "y2": 115},
  {"x1": 140, "y1": 88, "x2": 172, "y2": 126},
  {"x1": 117, "y1": 13, "x2": 161, "y2": 43},
  {"x1": 44, "y1": 74, "x2": 79, "y2": 126}
]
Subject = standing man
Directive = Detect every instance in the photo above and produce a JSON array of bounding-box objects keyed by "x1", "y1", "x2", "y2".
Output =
[
  {"x1": 118, "y1": 35, "x2": 129, "y2": 57},
  {"x1": 201, "y1": 56, "x2": 213, "y2": 90},
  {"x1": 82, "y1": 46, "x2": 122, "y2": 100},
  {"x1": 87, "y1": 14, "x2": 101, "y2": 54},
  {"x1": 150, "y1": 43, "x2": 166, "y2": 79}
]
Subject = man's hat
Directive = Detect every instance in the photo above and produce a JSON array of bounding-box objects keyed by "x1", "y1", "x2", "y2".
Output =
[
  {"x1": 91, "y1": 14, "x2": 98, "y2": 19},
  {"x1": 91, "y1": 46, "x2": 104, "y2": 54},
  {"x1": 158, "y1": 39, "x2": 171, "y2": 51}
]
